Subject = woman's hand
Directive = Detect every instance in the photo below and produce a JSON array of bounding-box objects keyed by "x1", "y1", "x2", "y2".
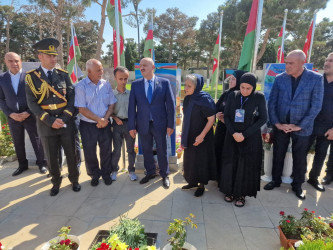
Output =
[
  {"x1": 193, "y1": 133, "x2": 205, "y2": 146},
  {"x1": 216, "y1": 112, "x2": 224, "y2": 123},
  {"x1": 232, "y1": 132, "x2": 244, "y2": 142}
]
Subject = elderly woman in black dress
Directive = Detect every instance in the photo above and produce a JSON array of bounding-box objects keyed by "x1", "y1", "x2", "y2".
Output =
[
  {"x1": 181, "y1": 74, "x2": 216, "y2": 197},
  {"x1": 215, "y1": 70, "x2": 247, "y2": 182},
  {"x1": 219, "y1": 73, "x2": 267, "y2": 207}
]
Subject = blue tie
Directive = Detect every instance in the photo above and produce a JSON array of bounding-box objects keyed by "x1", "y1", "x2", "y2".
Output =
[{"x1": 147, "y1": 80, "x2": 153, "y2": 104}]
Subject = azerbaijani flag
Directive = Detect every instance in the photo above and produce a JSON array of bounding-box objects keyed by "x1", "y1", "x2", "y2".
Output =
[
  {"x1": 275, "y1": 27, "x2": 285, "y2": 63},
  {"x1": 238, "y1": 0, "x2": 259, "y2": 71},
  {"x1": 107, "y1": 0, "x2": 125, "y2": 68},
  {"x1": 143, "y1": 20, "x2": 154, "y2": 59},
  {"x1": 211, "y1": 34, "x2": 220, "y2": 87},
  {"x1": 303, "y1": 19, "x2": 314, "y2": 61},
  {"x1": 67, "y1": 23, "x2": 81, "y2": 83}
]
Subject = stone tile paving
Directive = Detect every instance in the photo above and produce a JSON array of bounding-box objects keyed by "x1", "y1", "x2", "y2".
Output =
[{"x1": 0, "y1": 157, "x2": 332, "y2": 250}]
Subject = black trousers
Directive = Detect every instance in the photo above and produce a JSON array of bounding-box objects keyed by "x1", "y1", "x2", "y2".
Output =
[
  {"x1": 41, "y1": 129, "x2": 79, "y2": 187},
  {"x1": 79, "y1": 120, "x2": 112, "y2": 180},
  {"x1": 7, "y1": 115, "x2": 45, "y2": 169},
  {"x1": 272, "y1": 128, "x2": 310, "y2": 190},
  {"x1": 308, "y1": 133, "x2": 333, "y2": 180}
]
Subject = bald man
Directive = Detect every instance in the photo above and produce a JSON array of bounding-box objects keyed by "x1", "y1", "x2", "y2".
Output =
[
  {"x1": 75, "y1": 59, "x2": 117, "y2": 187},
  {"x1": 264, "y1": 50, "x2": 324, "y2": 200},
  {"x1": 0, "y1": 52, "x2": 46, "y2": 176}
]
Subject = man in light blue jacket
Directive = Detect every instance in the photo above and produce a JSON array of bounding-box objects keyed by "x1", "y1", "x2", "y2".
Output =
[{"x1": 264, "y1": 50, "x2": 324, "y2": 200}]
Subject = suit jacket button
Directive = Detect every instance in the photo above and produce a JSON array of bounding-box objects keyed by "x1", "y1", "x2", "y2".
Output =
[
  {"x1": 53, "y1": 95, "x2": 56, "y2": 97},
  {"x1": 55, "y1": 115, "x2": 58, "y2": 117}
]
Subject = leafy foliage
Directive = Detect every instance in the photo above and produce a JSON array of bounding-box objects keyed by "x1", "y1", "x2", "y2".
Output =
[{"x1": 0, "y1": 122, "x2": 15, "y2": 157}]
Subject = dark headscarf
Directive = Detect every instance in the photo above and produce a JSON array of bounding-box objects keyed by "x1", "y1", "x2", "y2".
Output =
[
  {"x1": 239, "y1": 72, "x2": 257, "y2": 96},
  {"x1": 230, "y1": 70, "x2": 248, "y2": 91},
  {"x1": 181, "y1": 74, "x2": 216, "y2": 147}
]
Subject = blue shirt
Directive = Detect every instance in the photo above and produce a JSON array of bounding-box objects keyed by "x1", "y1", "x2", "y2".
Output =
[
  {"x1": 9, "y1": 69, "x2": 22, "y2": 95},
  {"x1": 75, "y1": 77, "x2": 117, "y2": 123},
  {"x1": 144, "y1": 75, "x2": 156, "y2": 97}
]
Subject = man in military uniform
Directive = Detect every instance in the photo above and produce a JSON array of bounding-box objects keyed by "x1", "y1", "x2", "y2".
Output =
[{"x1": 25, "y1": 38, "x2": 80, "y2": 196}]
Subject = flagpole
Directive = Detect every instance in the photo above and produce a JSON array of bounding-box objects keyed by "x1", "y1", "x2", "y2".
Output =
[
  {"x1": 279, "y1": 9, "x2": 288, "y2": 63},
  {"x1": 252, "y1": 0, "x2": 264, "y2": 73},
  {"x1": 151, "y1": 12, "x2": 154, "y2": 61},
  {"x1": 115, "y1": 0, "x2": 121, "y2": 67},
  {"x1": 308, "y1": 11, "x2": 317, "y2": 63},
  {"x1": 214, "y1": 11, "x2": 223, "y2": 103}
]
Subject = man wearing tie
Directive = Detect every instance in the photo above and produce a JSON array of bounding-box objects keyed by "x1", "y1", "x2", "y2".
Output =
[
  {"x1": 25, "y1": 38, "x2": 80, "y2": 196},
  {"x1": 128, "y1": 57, "x2": 175, "y2": 189},
  {"x1": 0, "y1": 52, "x2": 47, "y2": 176}
]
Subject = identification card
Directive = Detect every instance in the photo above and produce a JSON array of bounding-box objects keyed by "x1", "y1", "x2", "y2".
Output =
[{"x1": 235, "y1": 109, "x2": 245, "y2": 123}]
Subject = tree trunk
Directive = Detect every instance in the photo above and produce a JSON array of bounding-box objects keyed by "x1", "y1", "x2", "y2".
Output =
[
  {"x1": 95, "y1": 0, "x2": 107, "y2": 60},
  {"x1": 136, "y1": 14, "x2": 140, "y2": 59},
  {"x1": 168, "y1": 41, "x2": 173, "y2": 63},
  {"x1": 5, "y1": 19, "x2": 10, "y2": 53},
  {"x1": 256, "y1": 28, "x2": 271, "y2": 64}
]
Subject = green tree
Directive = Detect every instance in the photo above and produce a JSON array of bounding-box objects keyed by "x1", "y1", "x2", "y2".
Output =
[{"x1": 124, "y1": 38, "x2": 138, "y2": 70}]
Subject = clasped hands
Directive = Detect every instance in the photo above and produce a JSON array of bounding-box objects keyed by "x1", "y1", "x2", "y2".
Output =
[
  {"x1": 96, "y1": 117, "x2": 108, "y2": 128},
  {"x1": 9, "y1": 112, "x2": 30, "y2": 122},
  {"x1": 233, "y1": 132, "x2": 244, "y2": 142},
  {"x1": 275, "y1": 123, "x2": 301, "y2": 133}
]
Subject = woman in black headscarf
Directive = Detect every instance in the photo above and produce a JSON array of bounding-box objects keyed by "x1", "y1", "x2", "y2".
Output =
[
  {"x1": 181, "y1": 74, "x2": 216, "y2": 197},
  {"x1": 219, "y1": 73, "x2": 267, "y2": 207},
  {"x1": 215, "y1": 70, "x2": 247, "y2": 184}
]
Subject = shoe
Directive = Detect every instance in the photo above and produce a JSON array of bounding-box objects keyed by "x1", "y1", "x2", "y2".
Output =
[
  {"x1": 50, "y1": 186, "x2": 59, "y2": 196},
  {"x1": 307, "y1": 178, "x2": 325, "y2": 192},
  {"x1": 139, "y1": 174, "x2": 156, "y2": 184},
  {"x1": 72, "y1": 182, "x2": 81, "y2": 192},
  {"x1": 264, "y1": 181, "x2": 280, "y2": 190},
  {"x1": 91, "y1": 178, "x2": 99, "y2": 187},
  {"x1": 322, "y1": 175, "x2": 333, "y2": 185},
  {"x1": 292, "y1": 187, "x2": 306, "y2": 200},
  {"x1": 129, "y1": 172, "x2": 137, "y2": 181},
  {"x1": 181, "y1": 184, "x2": 198, "y2": 190},
  {"x1": 39, "y1": 166, "x2": 47, "y2": 174},
  {"x1": 12, "y1": 167, "x2": 28, "y2": 176},
  {"x1": 234, "y1": 196, "x2": 245, "y2": 207},
  {"x1": 194, "y1": 187, "x2": 205, "y2": 197},
  {"x1": 162, "y1": 177, "x2": 170, "y2": 189},
  {"x1": 103, "y1": 177, "x2": 112, "y2": 185},
  {"x1": 111, "y1": 172, "x2": 118, "y2": 181}
]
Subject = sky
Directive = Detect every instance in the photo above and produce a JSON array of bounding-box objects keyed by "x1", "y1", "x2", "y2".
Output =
[{"x1": 3, "y1": 0, "x2": 333, "y2": 53}]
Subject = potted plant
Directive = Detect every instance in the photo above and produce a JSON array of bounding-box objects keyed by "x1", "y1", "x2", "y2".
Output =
[
  {"x1": 0, "y1": 123, "x2": 16, "y2": 164},
  {"x1": 41, "y1": 226, "x2": 79, "y2": 250},
  {"x1": 163, "y1": 213, "x2": 197, "y2": 250},
  {"x1": 90, "y1": 216, "x2": 157, "y2": 250}
]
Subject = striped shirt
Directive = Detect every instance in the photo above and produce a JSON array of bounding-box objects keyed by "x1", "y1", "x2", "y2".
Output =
[{"x1": 75, "y1": 77, "x2": 117, "y2": 123}]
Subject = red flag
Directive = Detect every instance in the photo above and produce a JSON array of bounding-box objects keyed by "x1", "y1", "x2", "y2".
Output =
[
  {"x1": 303, "y1": 20, "x2": 313, "y2": 61},
  {"x1": 275, "y1": 27, "x2": 284, "y2": 63}
]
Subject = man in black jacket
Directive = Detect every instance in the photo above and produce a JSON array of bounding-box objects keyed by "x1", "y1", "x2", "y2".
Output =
[{"x1": 0, "y1": 52, "x2": 46, "y2": 176}]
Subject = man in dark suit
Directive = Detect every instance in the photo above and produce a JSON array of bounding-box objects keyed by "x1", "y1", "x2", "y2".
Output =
[
  {"x1": 128, "y1": 57, "x2": 175, "y2": 189},
  {"x1": 25, "y1": 38, "x2": 80, "y2": 196},
  {"x1": 0, "y1": 52, "x2": 47, "y2": 176},
  {"x1": 264, "y1": 50, "x2": 324, "y2": 200}
]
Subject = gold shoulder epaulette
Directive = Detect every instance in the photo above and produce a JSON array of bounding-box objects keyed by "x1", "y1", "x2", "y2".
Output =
[
  {"x1": 56, "y1": 68, "x2": 68, "y2": 73},
  {"x1": 26, "y1": 69, "x2": 37, "y2": 74}
]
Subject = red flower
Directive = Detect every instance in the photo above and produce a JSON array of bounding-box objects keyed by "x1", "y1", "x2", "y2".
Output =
[
  {"x1": 59, "y1": 240, "x2": 65, "y2": 245},
  {"x1": 280, "y1": 211, "x2": 285, "y2": 216},
  {"x1": 68, "y1": 226, "x2": 71, "y2": 229},
  {"x1": 65, "y1": 239, "x2": 71, "y2": 245},
  {"x1": 99, "y1": 243, "x2": 110, "y2": 249},
  {"x1": 1, "y1": 126, "x2": 5, "y2": 129},
  {"x1": 312, "y1": 211, "x2": 315, "y2": 214},
  {"x1": 135, "y1": 248, "x2": 140, "y2": 250},
  {"x1": 318, "y1": 216, "x2": 321, "y2": 219},
  {"x1": 304, "y1": 208, "x2": 308, "y2": 211},
  {"x1": 0, "y1": 242, "x2": 2, "y2": 247},
  {"x1": 286, "y1": 220, "x2": 291, "y2": 223},
  {"x1": 329, "y1": 223, "x2": 333, "y2": 228}
]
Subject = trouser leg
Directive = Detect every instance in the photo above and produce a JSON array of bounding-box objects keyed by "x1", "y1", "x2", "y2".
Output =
[
  {"x1": 98, "y1": 123, "x2": 112, "y2": 179},
  {"x1": 309, "y1": 135, "x2": 330, "y2": 180},
  {"x1": 8, "y1": 118, "x2": 28, "y2": 168},
  {"x1": 61, "y1": 131, "x2": 79, "y2": 184},
  {"x1": 123, "y1": 121, "x2": 136, "y2": 173},
  {"x1": 140, "y1": 127, "x2": 155, "y2": 176},
  {"x1": 151, "y1": 124, "x2": 168, "y2": 178},
  {"x1": 111, "y1": 123, "x2": 122, "y2": 172}
]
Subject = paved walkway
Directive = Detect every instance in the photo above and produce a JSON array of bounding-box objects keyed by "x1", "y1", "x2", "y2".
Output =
[{"x1": 0, "y1": 156, "x2": 332, "y2": 250}]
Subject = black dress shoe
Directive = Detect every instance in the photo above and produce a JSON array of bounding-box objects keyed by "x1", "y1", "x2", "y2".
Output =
[
  {"x1": 139, "y1": 174, "x2": 156, "y2": 184},
  {"x1": 50, "y1": 186, "x2": 59, "y2": 196},
  {"x1": 103, "y1": 177, "x2": 112, "y2": 186},
  {"x1": 292, "y1": 187, "x2": 306, "y2": 200},
  {"x1": 264, "y1": 181, "x2": 280, "y2": 190},
  {"x1": 91, "y1": 178, "x2": 99, "y2": 187},
  {"x1": 12, "y1": 167, "x2": 28, "y2": 176},
  {"x1": 72, "y1": 182, "x2": 81, "y2": 192},
  {"x1": 194, "y1": 187, "x2": 205, "y2": 197},
  {"x1": 322, "y1": 175, "x2": 333, "y2": 185},
  {"x1": 162, "y1": 177, "x2": 170, "y2": 189},
  {"x1": 39, "y1": 166, "x2": 47, "y2": 174},
  {"x1": 307, "y1": 179, "x2": 325, "y2": 192},
  {"x1": 182, "y1": 183, "x2": 198, "y2": 190}
]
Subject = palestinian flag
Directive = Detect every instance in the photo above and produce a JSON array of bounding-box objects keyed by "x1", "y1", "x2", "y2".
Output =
[
  {"x1": 107, "y1": 0, "x2": 125, "y2": 68},
  {"x1": 143, "y1": 20, "x2": 154, "y2": 58},
  {"x1": 274, "y1": 27, "x2": 284, "y2": 63},
  {"x1": 238, "y1": 0, "x2": 259, "y2": 71},
  {"x1": 67, "y1": 24, "x2": 81, "y2": 83},
  {"x1": 303, "y1": 19, "x2": 314, "y2": 61},
  {"x1": 211, "y1": 34, "x2": 220, "y2": 87}
]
